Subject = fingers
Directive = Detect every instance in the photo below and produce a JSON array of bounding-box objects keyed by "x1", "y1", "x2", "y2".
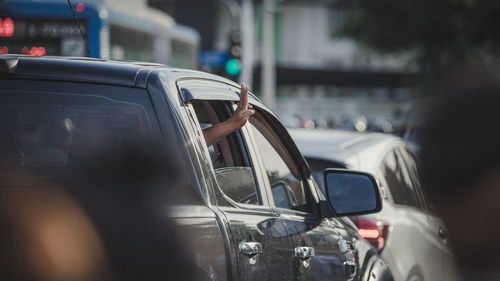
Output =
[{"x1": 238, "y1": 83, "x2": 249, "y2": 110}]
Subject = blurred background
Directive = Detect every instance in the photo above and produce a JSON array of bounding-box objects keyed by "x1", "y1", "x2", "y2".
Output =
[{"x1": 3, "y1": 0, "x2": 500, "y2": 142}]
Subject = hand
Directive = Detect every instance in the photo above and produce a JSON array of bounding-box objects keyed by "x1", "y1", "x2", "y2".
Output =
[
  {"x1": 202, "y1": 83, "x2": 255, "y2": 147},
  {"x1": 229, "y1": 83, "x2": 255, "y2": 130}
]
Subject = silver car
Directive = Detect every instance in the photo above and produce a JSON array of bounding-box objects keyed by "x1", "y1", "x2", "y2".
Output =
[{"x1": 290, "y1": 129, "x2": 459, "y2": 281}]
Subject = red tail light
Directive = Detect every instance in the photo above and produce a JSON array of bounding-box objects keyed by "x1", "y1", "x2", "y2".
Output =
[{"x1": 350, "y1": 216, "x2": 390, "y2": 252}]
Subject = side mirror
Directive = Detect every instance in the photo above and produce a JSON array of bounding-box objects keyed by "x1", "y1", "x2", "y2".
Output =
[{"x1": 324, "y1": 168, "x2": 382, "y2": 216}]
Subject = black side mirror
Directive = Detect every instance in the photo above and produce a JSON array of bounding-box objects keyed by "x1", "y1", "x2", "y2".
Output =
[{"x1": 323, "y1": 168, "x2": 382, "y2": 216}]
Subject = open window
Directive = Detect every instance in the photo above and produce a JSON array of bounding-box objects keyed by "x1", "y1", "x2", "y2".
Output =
[{"x1": 190, "y1": 100, "x2": 261, "y2": 205}]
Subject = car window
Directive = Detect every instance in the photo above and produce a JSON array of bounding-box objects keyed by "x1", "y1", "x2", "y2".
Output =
[
  {"x1": 379, "y1": 149, "x2": 420, "y2": 208},
  {"x1": 398, "y1": 148, "x2": 435, "y2": 211},
  {"x1": 0, "y1": 86, "x2": 159, "y2": 182},
  {"x1": 397, "y1": 148, "x2": 421, "y2": 190},
  {"x1": 191, "y1": 100, "x2": 260, "y2": 205},
  {"x1": 248, "y1": 115, "x2": 310, "y2": 212}
]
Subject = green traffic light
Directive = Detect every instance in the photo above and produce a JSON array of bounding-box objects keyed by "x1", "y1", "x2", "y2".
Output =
[{"x1": 225, "y1": 58, "x2": 241, "y2": 76}]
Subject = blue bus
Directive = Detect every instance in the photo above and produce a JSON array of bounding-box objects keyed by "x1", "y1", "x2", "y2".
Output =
[{"x1": 0, "y1": 0, "x2": 200, "y2": 68}]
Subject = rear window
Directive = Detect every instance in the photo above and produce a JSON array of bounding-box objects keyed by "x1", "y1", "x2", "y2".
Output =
[{"x1": 0, "y1": 80, "x2": 160, "y2": 181}]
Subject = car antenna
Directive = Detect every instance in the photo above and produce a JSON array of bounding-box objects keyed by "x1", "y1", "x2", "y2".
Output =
[{"x1": 67, "y1": 0, "x2": 93, "y2": 58}]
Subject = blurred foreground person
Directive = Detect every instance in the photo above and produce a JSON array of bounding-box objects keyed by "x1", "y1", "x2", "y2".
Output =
[
  {"x1": 0, "y1": 141, "x2": 205, "y2": 281},
  {"x1": 420, "y1": 66, "x2": 500, "y2": 281}
]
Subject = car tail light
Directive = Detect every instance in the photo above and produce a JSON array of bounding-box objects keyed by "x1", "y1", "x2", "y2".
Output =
[{"x1": 350, "y1": 216, "x2": 390, "y2": 252}]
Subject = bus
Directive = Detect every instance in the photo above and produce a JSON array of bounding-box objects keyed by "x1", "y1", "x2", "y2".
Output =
[{"x1": 0, "y1": 0, "x2": 200, "y2": 68}]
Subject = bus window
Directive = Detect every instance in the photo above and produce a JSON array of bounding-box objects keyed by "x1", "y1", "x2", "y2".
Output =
[
  {"x1": 110, "y1": 25, "x2": 153, "y2": 62},
  {"x1": 0, "y1": 18, "x2": 87, "y2": 57},
  {"x1": 171, "y1": 39, "x2": 198, "y2": 69}
]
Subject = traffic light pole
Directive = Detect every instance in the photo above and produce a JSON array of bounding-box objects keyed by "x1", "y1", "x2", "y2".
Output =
[{"x1": 261, "y1": 0, "x2": 276, "y2": 110}]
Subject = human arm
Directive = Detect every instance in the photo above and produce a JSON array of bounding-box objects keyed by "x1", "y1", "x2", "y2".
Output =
[{"x1": 203, "y1": 83, "x2": 255, "y2": 147}]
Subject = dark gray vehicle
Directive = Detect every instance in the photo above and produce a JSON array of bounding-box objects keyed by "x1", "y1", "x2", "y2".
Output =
[
  {"x1": 0, "y1": 55, "x2": 393, "y2": 281},
  {"x1": 290, "y1": 129, "x2": 459, "y2": 281}
]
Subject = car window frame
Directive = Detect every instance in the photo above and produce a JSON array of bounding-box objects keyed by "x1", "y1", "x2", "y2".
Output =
[{"x1": 178, "y1": 82, "x2": 273, "y2": 210}]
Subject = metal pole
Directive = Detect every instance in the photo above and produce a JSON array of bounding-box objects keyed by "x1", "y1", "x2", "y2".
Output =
[
  {"x1": 240, "y1": 0, "x2": 254, "y2": 87},
  {"x1": 261, "y1": 0, "x2": 276, "y2": 109},
  {"x1": 220, "y1": 0, "x2": 240, "y2": 31}
]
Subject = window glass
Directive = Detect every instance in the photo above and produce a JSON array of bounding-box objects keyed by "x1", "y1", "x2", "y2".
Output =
[
  {"x1": 171, "y1": 39, "x2": 197, "y2": 69},
  {"x1": 215, "y1": 167, "x2": 258, "y2": 204},
  {"x1": 191, "y1": 100, "x2": 260, "y2": 205},
  {"x1": 398, "y1": 148, "x2": 421, "y2": 190},
  {"x1": 110, "y1": 24, "x2": 154, "y2": 62},
  {"x1": 379, "y1": 150, "x2": 420, "y2": 208},
  {"x1": 0, "y1": 19, "x2": 87, "y2": 56},
  {"x1": 398, "y1": 148, "x2": 436, "y2": 212},
  {"x1": 272, "y1": 183, "x2": 292, "y2": 209},
  {"x1": 248, "y1": 117, "x2": 310, "y2": 212},
  {"x1": 0, "y1": 88, "x2": 158, "y2": 181}
]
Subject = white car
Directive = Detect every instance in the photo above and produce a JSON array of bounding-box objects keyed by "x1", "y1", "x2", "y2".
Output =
[{"x1": 290, "y1": 129, "x2": 459, "y2": 281}]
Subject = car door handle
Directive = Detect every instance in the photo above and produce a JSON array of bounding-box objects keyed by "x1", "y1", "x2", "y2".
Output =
[
  {"x1": 294, "y1": 246, "x2": 315, "y2": 259},
  {"x1": 239, "y1": 242, "x2": 263, "y2": 256}
]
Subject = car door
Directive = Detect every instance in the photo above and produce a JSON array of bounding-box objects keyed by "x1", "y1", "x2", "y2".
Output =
[
  {"x1": 243, "y1": 110, "x2": 356, "y2": 281},
  {"x1": 397, "y1": 147, "x2": 459, "y2": 281},
  {"x1": 178, "y1": 79, "x2": 297, "y2": 281},
  {"x1": 378, "y1": 147, "x2": 446, "y2": 281}
]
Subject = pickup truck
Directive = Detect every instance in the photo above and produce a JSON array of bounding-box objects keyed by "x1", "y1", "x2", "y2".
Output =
[{"x1": 0, "y1": 55, "x2": 393, "y2": 281}]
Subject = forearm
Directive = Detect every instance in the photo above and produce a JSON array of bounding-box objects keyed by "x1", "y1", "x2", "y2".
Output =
[{"x1": 203, "y1": 120, "x2": 238, "y2": 147}]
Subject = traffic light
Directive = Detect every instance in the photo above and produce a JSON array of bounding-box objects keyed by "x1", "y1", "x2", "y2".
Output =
[{"x1": 224, "y1": 31, "x2": 242, "y2": 79}]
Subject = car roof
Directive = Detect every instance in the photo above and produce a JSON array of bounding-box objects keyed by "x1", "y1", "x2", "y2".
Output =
[
  {"x1": 289, "y1": 128, "x2": 402, "y2": 171},
  {"x1": 0, "y1": 55, "x2": 240, "y2": 89}
]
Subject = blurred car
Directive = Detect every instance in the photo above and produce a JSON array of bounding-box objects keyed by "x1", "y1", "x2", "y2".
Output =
[
  {"x1": 368, "y1": 117, "x2": 394, "y2": 134},
  {"x1": 290, "y1": 129, "x2": 459, "y2": 281},
  {"x1": 341, "y1": 114, "x2": 368, "y2": 132}
]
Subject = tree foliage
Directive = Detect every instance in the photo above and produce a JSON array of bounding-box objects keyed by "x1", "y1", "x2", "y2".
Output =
[{"x1": 340, "y1": 0, "x2": 500, "y2": 88}]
